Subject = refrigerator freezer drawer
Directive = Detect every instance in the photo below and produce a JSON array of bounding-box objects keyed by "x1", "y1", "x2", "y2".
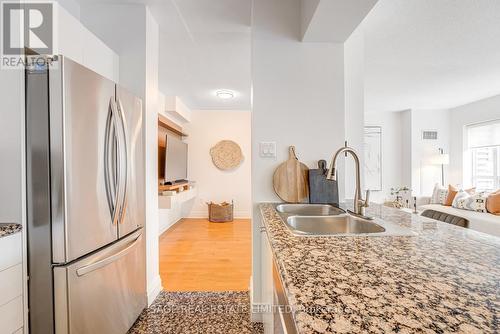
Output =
[{"x1": 54, "y1": 229, "x2": 146, "y2": 334}]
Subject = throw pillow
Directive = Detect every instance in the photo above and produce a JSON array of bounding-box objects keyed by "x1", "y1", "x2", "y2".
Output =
[
  {"x1": 452, "y1": 190, "x2": 470, "y2": 208},
  {"x1": 454, "y1": 192, "x2": 488, "y2": 213},
  {"x1": 444, "y1": 185, "x2": 476, "y2": 206},
  {"x1": 486, "y1": 190, "x2": 500, "y2": 215},
  {"x1": 430, "y1": 183, "x2": 448, "y2": 204},
  {"x1": 444, "y1": 185, "x2": 459, "y2": 206}
]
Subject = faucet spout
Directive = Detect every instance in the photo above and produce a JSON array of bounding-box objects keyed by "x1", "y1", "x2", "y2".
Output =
[
  {"x1": 326, "y1": 146, "x2": 371, "y2": 218},
  {"x1": 326, "y1": 166, "x2": 336, "y2": 181}
]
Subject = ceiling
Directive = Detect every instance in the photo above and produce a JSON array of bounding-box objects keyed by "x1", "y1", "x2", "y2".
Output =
[
  {"x1": 72, "y1": 0, "x2": 500, "y2": 112},
  {"x1": 301, "y1": 0, "x2": 378, "y2": 42},
  {"x1": 146, "y1": 0, "x2": 252, "y2": 110},
  {"x1": 363, "y1": 0, "x2": 500, "y2": 112}
]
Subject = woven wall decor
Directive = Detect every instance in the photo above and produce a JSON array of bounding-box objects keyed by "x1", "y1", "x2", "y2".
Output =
[{"x1": 210, "y1": 140, "x2": 243, "y2": 170}]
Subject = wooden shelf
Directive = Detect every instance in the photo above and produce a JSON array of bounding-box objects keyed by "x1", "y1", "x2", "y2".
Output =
[
  {"x1": 159, "y1": 182, "x2": 190, "y2": 192},
  {"x1": 158, "y1": 114, "x2": 188, "y2": 137}
]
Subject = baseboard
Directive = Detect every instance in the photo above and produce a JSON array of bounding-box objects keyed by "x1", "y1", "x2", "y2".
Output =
[
  {"x1": 250, "y1": 275, "x2": 263, "y2": 322},
  {"x1": 158, "y1": 218, "x2": 183, "y2": 236},
  {"x1": 186, "y1": 210, "x2": 251, "y2": 219},
  {"x1": 147, "y1": 275, "x2": 163, "y2": 306},
  {"x1": 250, "y1": 287, "x2": 263, "y2": 322}
]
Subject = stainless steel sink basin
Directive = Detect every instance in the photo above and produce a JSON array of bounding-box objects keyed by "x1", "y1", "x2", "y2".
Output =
[
  {"x1": 276, "y1": 204, "x2": 344, "y2": 216},
  {"x1": 274, "y1": 203, "x2": 415, "y2": 237},
  {"x1": 286, "y1": 215, "x2": 385, "y2": 235}
]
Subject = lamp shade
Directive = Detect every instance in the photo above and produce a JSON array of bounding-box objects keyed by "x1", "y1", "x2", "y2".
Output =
[{"x1": 431, "y1": 153, "x2": 450, "y2": 165}]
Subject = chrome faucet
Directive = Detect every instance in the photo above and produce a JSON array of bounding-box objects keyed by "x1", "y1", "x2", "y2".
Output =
[{"x1": 326, "y1": 146, "x2": 371, "y2": 218}]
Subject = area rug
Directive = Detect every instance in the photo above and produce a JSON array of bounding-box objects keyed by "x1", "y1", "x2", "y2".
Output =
[{"x1": 128, "y1": 291, "x2": 264, "y2": 334}]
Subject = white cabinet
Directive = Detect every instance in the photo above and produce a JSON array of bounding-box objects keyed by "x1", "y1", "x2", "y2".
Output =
[
  {"x1": 0, "y1": 233, "x2": 23, "y2": 334},
  {"x1": 56, "y1": 3, "x2": 119, "y2": 82},
  {"x1": 0, "y1": 264, "x2": 22, "y2": 306},
  {"x1": 261, "y1": 228, "x2": 274, "y2": 333},
  {"x1": 158, "y1": 187, "x2": 197, "y2": 235},
  {"x1": 0, "y1": 233, "x2": 22, "y2": 271},
  {"x1": 0, "y1": 296, "x2": 23, "y2": 334},
  {"x1": 261, "y1": 227, "x2": 294, "y2": 334}
]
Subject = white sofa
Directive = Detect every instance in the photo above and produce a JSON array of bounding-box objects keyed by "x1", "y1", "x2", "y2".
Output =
[{"x1": 417, "y1": 197, "x2": 500, "y2": 237}]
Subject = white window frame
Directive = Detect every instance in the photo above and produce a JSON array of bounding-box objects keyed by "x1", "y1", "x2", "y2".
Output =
[
  {"x1": 467, "y1": 119, "x2": 500, "y2": 192},
  {"x1": 470, "y1": 146, "x2": 500, "y2": 192}
]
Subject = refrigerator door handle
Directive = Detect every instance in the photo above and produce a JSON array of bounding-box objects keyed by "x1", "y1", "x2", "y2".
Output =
[
  {"x1": 105, "y1": 98, "x2": 124, "y2": 225},
  {"x1": 104, "y1": 98, "x2": 117, "y2": 224},
  {"x1": 75, "y1": 233, "x2": 142, "y2": 277},
  {"x1": 116, "y1": 98, "x2": 129, "y2": 224}
]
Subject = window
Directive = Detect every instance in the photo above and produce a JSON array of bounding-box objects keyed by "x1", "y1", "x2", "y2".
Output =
[{"x1": 467, "y1": 120, "x2": 500, "y2": 192}]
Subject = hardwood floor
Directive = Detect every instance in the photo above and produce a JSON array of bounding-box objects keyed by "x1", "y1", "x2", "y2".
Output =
[{"x1": 159, "y1": 218, "x2": 252, "y2": 292}]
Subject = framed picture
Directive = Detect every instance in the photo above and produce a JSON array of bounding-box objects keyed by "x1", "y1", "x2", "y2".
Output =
[{"x1": 364, "y1": 126, "x2": 382, "y2": 191}]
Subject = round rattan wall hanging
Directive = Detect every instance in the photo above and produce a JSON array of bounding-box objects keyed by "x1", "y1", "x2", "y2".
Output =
[{"x1": 210, "y1": 140, "x2": 243, "y2": 170}]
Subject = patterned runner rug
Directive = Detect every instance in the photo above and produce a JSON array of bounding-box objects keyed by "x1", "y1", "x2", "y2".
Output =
[{"x1": 129, "y1": 291, "x2": 264, "y2": 334}]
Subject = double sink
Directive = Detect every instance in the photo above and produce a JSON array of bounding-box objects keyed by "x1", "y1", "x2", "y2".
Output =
[{"x1": 276, "y1": 204, "x2": 414, "y2": 237}]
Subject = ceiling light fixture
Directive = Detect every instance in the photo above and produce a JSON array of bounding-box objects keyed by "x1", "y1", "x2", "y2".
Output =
[{"x1": 216, "y1": 90, "x2": 235, "y2": 99}]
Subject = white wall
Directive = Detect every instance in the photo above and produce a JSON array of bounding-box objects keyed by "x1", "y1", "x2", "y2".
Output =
[
  {"x1": 0, "y1": 37, "x2": 26, "y2": 334},
  {"x1": 0, "y1": 72, "x2": 24, "y2": 225},
  {"x1": 252, "y1": 0, "x2": 345, "y2": 307},
  {"x1": 367, "y1": 109, "x2": 450, "y2": 199},
  {"x1": 401, "y1": 110, "x2": 412, "y2": 189},
  {"x1": 144, "y1": 7, "x2": 162, "y2": 305},
  {"x1": 56, "y1": 0, "x2": 80, "y2": 19},
  {"x1": 365, "y1": 112, "x2": 404, "y2": 203},
  {"x1": 80, "y1": 3, "x2": 162, "y2": 305},
  {"x1": 449, "y1": 94, "x2": 500, "y2": 188},
  {"x1": 344, "y1": 26, "x2": 365, "y2": 200},
  {"x1": 183, "y1": 110, "x2": 252, "y2": 218},
  {"x1": 410, "y1": 109, "x2": 450, "y2": 195}
]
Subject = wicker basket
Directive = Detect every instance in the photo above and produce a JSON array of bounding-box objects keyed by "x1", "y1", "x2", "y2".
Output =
[{"x1": 208, "y1": 201, "x2": 234, "y2": 223}]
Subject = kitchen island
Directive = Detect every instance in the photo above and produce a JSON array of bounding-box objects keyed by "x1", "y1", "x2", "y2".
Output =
[{"x1": 259, "y1": 203, "x2": 499, "y2": 333}]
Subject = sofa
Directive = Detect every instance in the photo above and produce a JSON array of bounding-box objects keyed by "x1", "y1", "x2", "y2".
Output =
[{"x1": 417, "y1": 196, "x2": 500, "y2": 237}]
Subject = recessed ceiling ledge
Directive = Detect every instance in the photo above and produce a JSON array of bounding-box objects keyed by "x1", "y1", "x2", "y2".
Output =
[{"x1": 300, "y1": 0, "x2": 378, "y2": 43}]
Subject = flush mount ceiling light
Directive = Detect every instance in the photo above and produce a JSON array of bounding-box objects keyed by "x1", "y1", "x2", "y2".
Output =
[{"x1": 215, "y1": 90, "x2": 235, "y2": 99}]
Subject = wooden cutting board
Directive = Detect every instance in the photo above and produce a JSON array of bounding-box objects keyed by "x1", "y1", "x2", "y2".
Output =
[{"x1": 273, "y1": 146, "x2": 309, "y2": 203}]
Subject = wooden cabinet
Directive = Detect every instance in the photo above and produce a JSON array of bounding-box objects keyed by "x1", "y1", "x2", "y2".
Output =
[{"x1": 0, "y1": 233, "x2": 23, "y2": 334}]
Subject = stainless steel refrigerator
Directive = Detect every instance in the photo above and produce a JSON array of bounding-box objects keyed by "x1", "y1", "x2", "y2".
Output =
[{"x1": 26, "y1": 55, "x2": 146, "y2": 334}]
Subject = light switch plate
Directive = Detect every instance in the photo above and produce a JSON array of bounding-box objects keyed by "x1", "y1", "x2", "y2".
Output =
[{"x1": 259, "y1": 142, "x2": 276, "y2": 158}]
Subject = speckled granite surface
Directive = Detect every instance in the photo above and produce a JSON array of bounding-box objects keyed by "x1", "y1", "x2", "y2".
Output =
[
  {"x1": 129, "y1": 291, "x2": 263, "y2": 334},
  {"x1": 260, "y1": 203, "x2": 500, "y2": 333},
  {"x1": 0, "y1": 223, "x2": 21, "y2": 238}
]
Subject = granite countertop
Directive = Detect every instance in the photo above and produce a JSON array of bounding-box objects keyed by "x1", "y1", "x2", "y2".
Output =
[
  {"x1": 0, "y1": 223, "x2": 22, "y2": 238},
  {"x1": 260, "y1": 203, "x2": 500, "y2": 333}
]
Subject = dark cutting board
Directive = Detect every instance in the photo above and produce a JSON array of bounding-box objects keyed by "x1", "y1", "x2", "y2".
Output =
[{"x1": 308, "y1": 160, "x2": 339, "y2": 205}]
